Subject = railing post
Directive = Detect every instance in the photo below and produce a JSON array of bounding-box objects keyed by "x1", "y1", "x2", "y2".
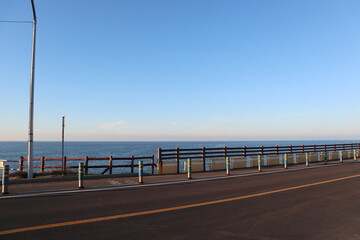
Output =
[
  {"x1": 289, "y1": 145, "x2": 293, "y2": 154},
  {"x1": 305, "y1": 152, "x2": 309, "y2": 166},
  {"x1": 84, "y1": 156, "x2": 89, "y2": 174},
  {"x1": 202, "y1": 147, "x2": 206, "y2": 172},
  {"x1": 19, "y1": 156, "x2": 24, "y2": 172},
  {"x1": 151, "y1": 154, "x2": 155, "y2": 175},
  {"x1": 40, "y1": 156, "x2": 45, "y2": 173},
  {"x1": 187, "y1": 159, "x2": 192, "y2": 179},
  {"x1": 243, "y1": 146, "x2": 247, "y2": 157},
  {"x1": 63, "y1": 156, "x2": 67, "y2": 173},
  {"x1": 78, "y1": 163, "x2": 84, "y2": 188},
  {"x1": 157, "y1": 148, "x2": 162, "y2": 174},
  {"x1": 176, "y1": 147, "x2": 180, "y2": 174},
  {"x1": 109, "y1": 156, "x2": 113, "y2": 174},
  {"x1": 138, "y1": 161, "x2": 144, "y2": 184},
  {"x1": 324, "y1": 145, "x2": 328, "y2": 164},
  {"x1": 2, "y1": 165, "x2": 9, "y2": 194},
  {"x1": 302, "y1": 145, "x2": 305, "y2": 153},
  {"x1": 339, "y1": 150, "x2": 343, "y2": 163},
  {"x1": 226, "y1": 157, "x2": 230, "y2": 175},
  {"x1": 131, "y1": 155, "x2": 135, "y2": 173},
  {"x1": 258, "y1": 155, "x2": 262, "y2": 172},
  {"x1": 275, "y1": 145, "x2": 279, "y2": 155},
  {"x1": 224, "y1": 146, "x2": 228, "y2": 159},
  {"x1": 284, "y1": 154, "x2": 288, "y2": 169}
]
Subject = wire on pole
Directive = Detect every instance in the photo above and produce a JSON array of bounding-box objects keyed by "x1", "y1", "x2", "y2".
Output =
[{"x1": 0, "y1": 20, "x2": 33, "y2": 23}]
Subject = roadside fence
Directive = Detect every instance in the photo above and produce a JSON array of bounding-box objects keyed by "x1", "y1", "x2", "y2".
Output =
[
  {"x1": 19, "y1": 155, "x2": 156, "y2": 175},
  {"x1": 157, "y1": 143, "x2": 360, "y2": 174}
]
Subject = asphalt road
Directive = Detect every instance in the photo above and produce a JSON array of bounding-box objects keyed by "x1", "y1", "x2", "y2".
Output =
[{"x1": 1, "y1": 162, "x2": 360, "y2": 240}]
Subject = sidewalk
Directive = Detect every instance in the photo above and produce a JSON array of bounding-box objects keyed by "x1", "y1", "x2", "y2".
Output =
[{"x1": 3, "y1": 159, "x2": 356, "y2": 195}]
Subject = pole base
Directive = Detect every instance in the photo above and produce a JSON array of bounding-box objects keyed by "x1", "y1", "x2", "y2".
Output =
[{"x1": 2, "y1": 186, "x2": 8, "y2": 194}]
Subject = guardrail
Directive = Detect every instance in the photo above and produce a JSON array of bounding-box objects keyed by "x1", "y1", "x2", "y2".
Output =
[
  {"x1": 157, "y1": 143, "x2": 360, "y2": 174},
  {"x1": 19, "y1": 155, "x2": 156, "y2": 175}
]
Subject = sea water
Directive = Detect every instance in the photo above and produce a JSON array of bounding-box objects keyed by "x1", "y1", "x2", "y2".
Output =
[{"x1": 0, "y1": 140, "x2": 356, "y2": 174}]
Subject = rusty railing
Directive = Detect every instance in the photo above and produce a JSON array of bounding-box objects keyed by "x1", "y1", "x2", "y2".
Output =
[{"x1": 19, "y1": 155, "x2": 156, "y2": 175}]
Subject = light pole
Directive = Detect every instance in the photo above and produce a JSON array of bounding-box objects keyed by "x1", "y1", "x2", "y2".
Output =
[
  {"x1": 61, "y1": 116, "x2": 65, "y2": 173},
  {"x1": 27, "y1": 0, "x2": 37, "y2": 178}
]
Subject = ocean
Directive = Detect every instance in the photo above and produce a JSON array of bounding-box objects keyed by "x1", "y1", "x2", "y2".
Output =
[{"x1": 0, "y1": 140, "x2": 357, "y2": 174}]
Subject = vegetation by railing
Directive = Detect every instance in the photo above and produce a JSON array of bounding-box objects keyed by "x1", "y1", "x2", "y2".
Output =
[
  {"x1": 157, "y1": 143, "x2": 360, "y2": 173},
  {"x1": 19, "y1": 155, "x2": 156, "y2": 175}
]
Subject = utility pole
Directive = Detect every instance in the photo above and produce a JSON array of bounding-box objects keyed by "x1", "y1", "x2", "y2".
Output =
[
  {"x1": 27, "y1": 0, "x2": 37, "y2": 178},
  {"x1": 61, "y1": 116, "x2": 65, "y2": 173}
]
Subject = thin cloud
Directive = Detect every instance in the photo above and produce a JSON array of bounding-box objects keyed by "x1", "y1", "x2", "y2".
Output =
[{"x1": 100, "y1": 120, "x2": 126, "y2": 130}]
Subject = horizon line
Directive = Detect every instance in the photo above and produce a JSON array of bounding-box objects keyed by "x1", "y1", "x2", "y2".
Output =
[{"x1": 0, "y1": 139, "x2": 359, "y2": 142}]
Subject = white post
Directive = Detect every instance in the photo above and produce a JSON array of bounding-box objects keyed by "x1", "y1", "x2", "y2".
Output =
[
  {"x1": 339, "y1": 151, "x2": 343, "y2": 163},
  {"x1": 284, "y1": 154, "x2": 288, "y2": 169},
  {"x1": 354, "y1": 150, "x2": 357, "y2": 160},
  {"x1": 226, "y1": 157, "x2": 230, "y2": 175}
]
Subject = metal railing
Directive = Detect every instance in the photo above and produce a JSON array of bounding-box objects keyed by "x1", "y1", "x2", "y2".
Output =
[
  {"x1": 19, "y1": 155, "x2": 156, "y2": 175},
  {"x1": 157, "y1": 143, "x2": 360, "y2": 173}
]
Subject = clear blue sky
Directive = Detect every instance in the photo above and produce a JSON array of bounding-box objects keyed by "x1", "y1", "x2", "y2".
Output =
[{"x1": 1, "y1": 0, "x2": 360, "y2": 141}]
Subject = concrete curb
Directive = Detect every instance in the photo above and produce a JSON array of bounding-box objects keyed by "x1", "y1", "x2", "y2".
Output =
[{"x1": 4, "y1": 173, "x2": 140, "y2": 185}]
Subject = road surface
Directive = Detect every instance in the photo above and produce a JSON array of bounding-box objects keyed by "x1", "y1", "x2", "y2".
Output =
[{"x1": 1, "y1": 162, "x2": 360, "y2": 239}]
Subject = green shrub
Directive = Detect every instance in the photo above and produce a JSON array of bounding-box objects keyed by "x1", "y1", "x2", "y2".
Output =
[
  {"x1": 34, "y1": 170, "x2": 76, "y2": 177},
  {"x1": 10, "y1": 171, "x2": 28, "y2": 179},
  {"x1": 9, "y1": 170, "x2": 76, "y2": 179}
]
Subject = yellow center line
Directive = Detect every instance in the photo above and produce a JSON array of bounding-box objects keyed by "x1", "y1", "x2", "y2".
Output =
[{"x1": 1, "y1": 173, "x2": 360, "y2": 236}]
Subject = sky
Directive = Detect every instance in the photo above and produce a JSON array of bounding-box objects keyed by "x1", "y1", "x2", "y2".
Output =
[{"x1": 1, "y1": 0, "x2": 360, "y2": 141}]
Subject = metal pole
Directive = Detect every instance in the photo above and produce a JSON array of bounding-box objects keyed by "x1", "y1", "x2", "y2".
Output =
[
  {"x1": 61, "y1": 116, "x2": 65, "y2": 173},
  {"x1": 27, "y1": 0, "x2": 37, "y2": 179}
]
